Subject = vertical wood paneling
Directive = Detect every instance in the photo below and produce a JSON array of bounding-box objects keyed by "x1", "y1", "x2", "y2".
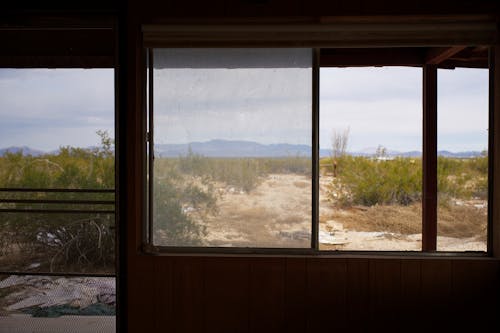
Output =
[
  {"x1": 421, "y1": 260, "x2": 452, "y2": 329},
  {"x1": 284, "y1": 258, "x2": 307, "y2": 333},
  {"x1": 173, "y1": 257, "x2": 205, "y2": 333},
  {"x1": 122, "y1": 5, "x2": 500, "y2": 333},
  {"x1": 452, "y1": 260, "x2": 500, "y2": 330},
  {"x1": 306, "y1": 259, "x2": 348, "y2": 332},
  {"x1": 369, "y1": 260, "x2": 402, "y2": 329},
  {"x1": 401, "y1": 259, "x2": 422, "y2": 330},
  {"x1": 153, "y1": 257, "x2": 174, "y2": 332},
  {"x1": 346, "y1": 259, "x2": 369, "y2": 332},
  {"x1": 128, "y1": 256, "x2": 156, "y2": 333},
  {"x1": 204, "y1": 258, "x2": 250, "y2": 333},
  {"x1": 249, "y1": 259, "x2": 286, "y2": 333}
]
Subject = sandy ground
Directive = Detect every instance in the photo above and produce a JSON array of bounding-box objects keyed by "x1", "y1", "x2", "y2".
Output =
[
  {"x1": 199, "y1": 173, "x2": 487, "y2": 251},
  {"x1": 202, "y1": 173, "x2": 312, "y2": 248},
  {"x1": 0, "y1": 315, "x2": 115, "y2": 333}
]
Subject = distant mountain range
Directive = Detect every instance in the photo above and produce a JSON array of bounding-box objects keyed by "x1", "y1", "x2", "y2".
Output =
[
  {"x1": 154, "y1": 140, "x2": 483, "y2": 158},
  {"x1": 0, "y1": 140, "x2": 484, "y2": 159},
  {"x1": 0, "y1": 146, "x2": 46, "y2": 157}
]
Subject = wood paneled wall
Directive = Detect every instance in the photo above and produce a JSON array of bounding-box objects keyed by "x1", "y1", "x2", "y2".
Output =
[
  {"x1": 126, "y1": 257, "x2": 499, "y2": 332},
  {"x1": 121, "y1": 2, "x2": 500, "y2": 332}
]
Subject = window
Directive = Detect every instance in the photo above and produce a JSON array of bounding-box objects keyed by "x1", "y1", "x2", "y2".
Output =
[
  {"x1": 437, "y1": 68, "x2": 489, "y2": 251},
  {"x1": 0, "y1": 68, "x2": 116, "y2": 273},
  {"x1": 144, "y1": 46, "x2": 491, "y2": 254},
  {"x1": 146, "y1": 48, "x2": 313, "y2": 248},
  {"x1": 319, "y1": 67, "x2": 423, "y2": 251},
  {"x1": 0, "y1": 19, "x2": 117, "y2": 332}
]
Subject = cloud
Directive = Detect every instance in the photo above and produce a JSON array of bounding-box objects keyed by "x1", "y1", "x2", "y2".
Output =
[
  {"x1": 319, "y1": 66, "x2": 488, "y2": 152},
  {"x1": 0, "y1": 66, "x2": 488, "y2": 153},
  {"x1": 153, "y1": 67, "x2": 312, "y2": 145},
  {"x1": 0, "y1": 69, "x2": 114, "y2": 151}
]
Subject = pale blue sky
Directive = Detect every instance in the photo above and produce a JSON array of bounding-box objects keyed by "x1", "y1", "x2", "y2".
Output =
[
  {"x1": 0, "y1": 65, "x2": 489, "y2": 153},
  {"x1": 0, "y1": 69, "x2": 114, "y2": 151},
  {"x1": 321, "y1": 67, "x2": 488, "y2": 152}
]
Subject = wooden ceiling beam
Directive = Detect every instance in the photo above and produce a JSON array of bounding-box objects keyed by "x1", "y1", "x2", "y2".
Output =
[
  {"x1": 320, "y1": 48, "x2": 424, "y2": 67},
  {"x1": 425, "y1": 46, "x2": 467, "y2": 64}
]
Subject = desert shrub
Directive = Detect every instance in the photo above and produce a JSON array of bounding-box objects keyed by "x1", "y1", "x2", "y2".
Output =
[
  {"x1": 324, "y1": 154, "x2": 489, "y2": 208},
  {"x1": 0, "y1": 131, "x2": 115, "y2": 273},
  {"x1": 261, "y1": 156, "x2": 311, "y2": 175},
  {"x1": 172, "y1": 152, "x2": 264, "y2": 192},
  {"x1": 333, "y1": 156, "x2": 422, "y2": 207},
  {"x1": 437, "y1": 155, "x2": 488, "y2": 201},
  {"x1": 171, "y1": 151, "x2": 311, "y2": 193},
  {"x1": 153, "y1": 160, "x2": 217, "y2": 246},
  {"x1": 153, "y1": 179, "x2": 207, "y2": 246}
]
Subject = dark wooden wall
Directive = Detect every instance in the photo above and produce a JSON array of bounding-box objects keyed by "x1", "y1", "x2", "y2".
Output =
[
  {"x1": 118, "y1": 1, "x2": 500, "y2": 332},
  {"x1": 2, "y1": 1, "x2": 499, "y2": 332},
  {"x1": 127, "y1": 257, "x2": 499, "y2": 332}
]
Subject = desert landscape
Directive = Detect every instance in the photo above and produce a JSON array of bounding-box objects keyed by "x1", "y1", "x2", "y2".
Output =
[{"x1": 152, "y1": 154, "x2": 487, "y2": 252}]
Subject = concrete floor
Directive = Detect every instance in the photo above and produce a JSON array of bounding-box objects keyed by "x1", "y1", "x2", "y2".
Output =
[{"x1": 0, "y1": 315, "x2": 115, "y2": 333}]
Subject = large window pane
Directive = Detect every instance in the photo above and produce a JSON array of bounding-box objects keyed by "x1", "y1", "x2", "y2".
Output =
[
  {"x1": 319, "y1": 67, "x2": 422, "y2": 251},
  {"x1": 437, "y1": 68, "x2": 488, "y2": 252},
  {"x1": 150, "y1": 48, "x2": 312, "y2": 248},
  {"x1": 0, "y1": 69, "x2": 115, "y2": 274}
]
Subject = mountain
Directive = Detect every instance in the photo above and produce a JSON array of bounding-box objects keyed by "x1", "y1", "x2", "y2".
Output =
[
  {"x1": 156, "y1": 140, "x2": 484, "y2": 158},
  {"x1": 0, "y1": 141, "x2": 484, "y2": 159},
  {"x1": 437, "y1": 150, "x2": 484, "y2": 158},
  {"x1": 0, "y1": 146, "x2": 45, "y2": 157},
  {"x1": 156, "y1": 139, "x2": 312, "y2": 157}
]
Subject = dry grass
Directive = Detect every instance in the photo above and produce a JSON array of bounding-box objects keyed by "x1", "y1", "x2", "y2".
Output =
[
  {"x1": 438, "y1": 205, "x2": 487, "y2": 240},
  {"x1": 323, "y1": 204, "x2": 422, "y2": 235},
  {"x1": 322, "y1": 202, "x2": 486, "y2": 239}
]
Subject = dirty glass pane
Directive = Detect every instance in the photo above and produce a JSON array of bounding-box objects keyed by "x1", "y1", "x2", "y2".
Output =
[
  {"x1": 151, "y1": 48, "x2": 312, "y2": 248},
  {"x1": 319, "y1": 67, "x2": 422, "y2": 251},
  {"x1": 0, "y1": 69, "x2": 115, "y2": 274},
  {"x1": 437, "y1": 68, "x2": 488, "y2": 252}
]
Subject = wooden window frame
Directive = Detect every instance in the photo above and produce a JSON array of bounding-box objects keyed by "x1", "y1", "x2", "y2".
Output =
[
  {"x1": 141, "y1": 20, "x2": 496, "y2": 256},
  {"x1": 0, "y1": 17, "x2": 119, "y2": 275}
]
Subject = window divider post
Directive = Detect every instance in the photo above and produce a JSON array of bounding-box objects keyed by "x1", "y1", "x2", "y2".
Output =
[
  {"x1": 422, "y1": 64, "x2": 438, "y2": 252},
  {"x1": 312, "y1": 48, "x2": 320, "y2": 250}
]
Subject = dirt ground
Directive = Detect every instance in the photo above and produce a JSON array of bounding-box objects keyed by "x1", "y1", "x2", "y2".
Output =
[
  {"x1": 201, "y1": 173, "x2": 312, "y2": 248},
  {"x1": 199, "y1": 173, "x2": 487, "y2": 251}
]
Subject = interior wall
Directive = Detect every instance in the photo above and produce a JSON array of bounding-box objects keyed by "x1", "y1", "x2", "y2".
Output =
[
  {"x1": 123, "y1": 1, "x2": 500, "y2": 332},
  {"x1": 127, "y1": 256, "x2": 499, "y2": 332}
]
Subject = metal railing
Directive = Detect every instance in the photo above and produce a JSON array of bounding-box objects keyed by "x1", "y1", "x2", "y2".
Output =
[
  {"x1": 0, "y1": 188, "x2": 115, "y2": 214},
  {"x1": 0, "y1": 187, "x2": 116, "y2": 276}
]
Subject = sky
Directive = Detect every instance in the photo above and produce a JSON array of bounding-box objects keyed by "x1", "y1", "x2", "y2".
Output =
[
  {"x1": 321, "y1": 66, "x2": 488, "y2": 152},
  {"x1": 0, "y1": 63, "x2": 488, "y2": 153},
  {"x1": 0, "y1": 68, "x2": 114, "y2": 151}
]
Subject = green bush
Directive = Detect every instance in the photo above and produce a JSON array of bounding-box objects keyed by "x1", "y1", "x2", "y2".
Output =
[
  {"x1": 324, "y1": 154, "x2": 488, "y2": 208},
  {"x1": 437, "y1": 155, "x2": 488, "y2": 201},
  {"x1": 0, "y1": 131, "x2": 115, "y2": 273},
  {"x1": 328, "y1": 156, "x2": 421, "y2": 207}
]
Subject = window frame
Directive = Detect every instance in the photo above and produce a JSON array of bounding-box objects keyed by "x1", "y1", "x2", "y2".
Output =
[
  {"x1": 141, "y1": 22, "x2": 495, "y2": 256},
  {"x1": 0, "y1": 20, "x2": 119, "y2": 276}
]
